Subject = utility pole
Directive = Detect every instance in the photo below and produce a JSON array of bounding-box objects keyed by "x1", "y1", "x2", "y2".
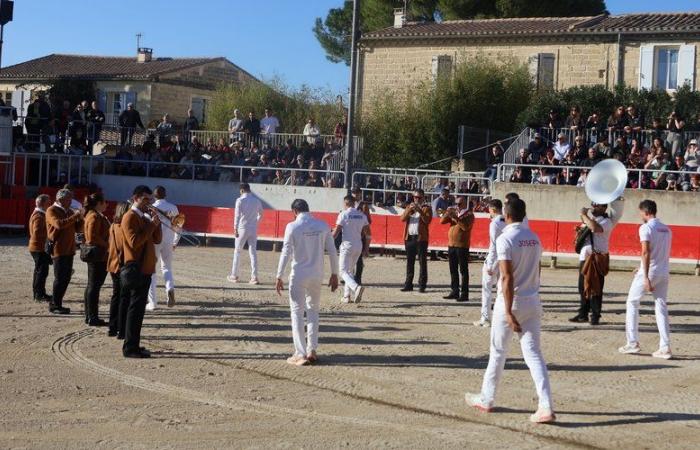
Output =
[
  {"x1": 136, "y1": 32, "x2": 143, "y2": 51},
  {"x1": 343, "y1": 0, "x2": 361, "y2": 190}
]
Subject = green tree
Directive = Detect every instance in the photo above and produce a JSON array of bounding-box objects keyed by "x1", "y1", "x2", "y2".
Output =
[{"x1": 314, "y1": 0, "x2": 607, "y2": 65}]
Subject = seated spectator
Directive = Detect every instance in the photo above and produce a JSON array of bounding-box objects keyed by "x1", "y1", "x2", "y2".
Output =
[
  {"x1": 510, "y1": 166, "x2": 527, "y2": 183},
  {"x1": 644, "y1": 151, "x2": 670, "y2": 187},
  {"x1": 528, "y1": 133, "x2": 546, "y2": 161},
  {"x1": 668, "y1": 154, "x2": 694, "y2": 191},
  {"x1": 610, "y1": 137, "x2": 628, "y2": 160},
  {"x1": 305, "y1": 170, "x2": 323, "y2": 187},
  {"x1": 142, "y1": 134, "x2": 157, "y2": 158},
  {"x1": 665, "y1": 175, "x2": 681, "y2": 191},
  {"x1": 514, "y1": 148, "x2": 533, "y2": 182},
  {"x1": 484, "y1": 144, "x2": 503, "y2": 180},
  {"x1": 580, "y1": 147, "x2": 601, "y2": 168},
  {"x1": 565, "y1": 105, "x2": 585, "y2": 132},
  {"x1": 553, "y1": 133, "x2": 570, "y2": 162},
  {"x1": 689, "y1": 173, "x2": 700, "y2": 192},
  {"x1": 649, "y1": 137, "x2": 666, "y2": 158},
  {"x1": 571, "y1": 135, "x2": 587, "y2": 161},
  {"x1": 217, "y1": 153, "x2": 234, "y2": 182},
  {"x1": 576, "y1": 170, "x2": 589, "y2": 187},
  {"x1": 271, "y1": 169, "x2": 287, "y2": 185},
  {"x1": 684, "y1": 139, "x2": 698, "y2": 169},
  {"x1": 189, "y1": 136, "x2": 203, "y2": 153}
]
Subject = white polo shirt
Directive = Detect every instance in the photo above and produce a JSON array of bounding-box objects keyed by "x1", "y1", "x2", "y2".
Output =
[
  {"x1": 234, "y1": 193, "x2": 263, "y2": 232},
  {"x1": 553, "y1": 142, "x2": 570, "y2": 161},
  {"x1": 153, "y1": 198, "x2": 180, "y2": 246},
  {"x1": 276, "y1": 213, "x2": 339, "y2": 281},
  {"x1": 496, "y1": 222, "x2": 542, "y2": 299},
  {"x1": 260, "y1": 116, "x2": 280, "y2": 134},
  {"x1": 485, "y1": 215, "x2": 506, "y2": 270},
  {"x1": 579, "y1": 215, "x2": 613, "y2": 261},
  {"x1": 336, "y1": 207, "x2": 368, "y2": 249},
  {"x1": 639, "y1": 218, "x2": 672, "y2": 278}
]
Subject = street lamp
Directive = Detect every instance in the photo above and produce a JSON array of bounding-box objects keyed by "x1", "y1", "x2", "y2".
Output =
[{"x1": 0, "y1": 0, "x2": 14, "y2": 73}]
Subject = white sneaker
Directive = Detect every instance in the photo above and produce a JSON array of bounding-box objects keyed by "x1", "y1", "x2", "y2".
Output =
[
  {"x1": 618, "y1": 343, "x2": 641, "y2": 354},
  {"x1": 652, "y1": 348, "x2": 672, "y2": 360},
  {"x1": 145, "y1": 303, "x2": 156, "y2": 312},
  {"x1": 353, "y1": 285, "x2": 365, "y2": 303},
  {"x1": 530, "y1": 407, "x2": 556, "y2": 424},
  {"x1": 249, "y1": 278, "x2": 260, "y2": 285},
  {"x1": 341, "y1": 296, "x2": 351, "y2": 304},
  {"x1": 473, "y1": 318, "x2": 490, "y2": 327},
  {"x1": 227, "y1": 275, "x2": 239, "y2": 283},
  {"x1": 464, "y1": 393, "x2": 493, "y2": 413}
]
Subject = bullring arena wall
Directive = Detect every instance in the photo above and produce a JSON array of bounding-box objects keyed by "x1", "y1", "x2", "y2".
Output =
[{"x1": 2, "y1": 175, "x2": 698, "y2": 270}]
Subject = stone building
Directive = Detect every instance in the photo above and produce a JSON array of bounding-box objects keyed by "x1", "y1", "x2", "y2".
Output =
[
  {"x1": 358, "y1": 12, "x2": 700, "y2": 113},
  {"x1": 0, "y1": 48, "x2": 257, "y2": 126}
]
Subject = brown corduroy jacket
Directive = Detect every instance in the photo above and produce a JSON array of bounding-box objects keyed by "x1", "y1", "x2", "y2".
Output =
[
  {"x1": 28, "y1": 210, "x2": 47, "y2": 253},
  {"x1": 107, "y1": 223, "x2": 123, "y2": 274},
  {"x1": 401, "y1": 203, "x2": 432, "y2": 241},
  {"x1": 121, "y1": 209, "x2": 162, "y2": 274},
  {"x1": 84, "y1": 210, "x2": 110, "y2": 262},
  {"x1": 46, "y1": 204, "x2": 82, "y2": 258},
  {"x1": 440, "y1": 210, "x2": 475, "y2": 249},
  {"x1": 582, "y1": 252, "x2": 610, "y2": 298}
]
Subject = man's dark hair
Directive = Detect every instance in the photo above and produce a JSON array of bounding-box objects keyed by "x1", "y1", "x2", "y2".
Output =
[
  {"x1": 414, "y1": 188, "x2": 425, "y2": 196},
  {"x1": 488, "y1": 199, "x2": 503, "y2": 211},
  {"x1": 63, "y1": 184, "x2": 74, "y2": 191},
  {"x1": 132, "y1": 185, "x2": 153, "y2": 198},
  {"x1": 505, "y1": 192, "x2": 520, "y2": 203},
  {"x1": 240, "y1": 183, "x2": 251, "y2": 192},
  {"x1": 442, "y1": 187, "x2": 449, "y2": 194},
  {"x1": 639, "y1": 199, "x2": 657, "y2": 215},
  {"x1": 504, "y1": 198, "x2": 526, "y2": 222},
  {"x1": 344, "y1": 194, "x2": 355, "y2": 204},
  {"x1": 351, "y1": 186, "x2": 361, "y2": 195},
  {"x1": 291, "y1": 199, "x2": 309, "y2": 213},
  {"x1": 154, "y1": 186, "x2": 166, "y2": 199}
]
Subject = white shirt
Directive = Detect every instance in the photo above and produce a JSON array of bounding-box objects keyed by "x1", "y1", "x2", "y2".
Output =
[
  {"x1": 485, "y1": 214, "x2": 506, "y2": 270},
  {"x1": 639, "y1": 218, "x2": 672, "y2": 278},
  {"x1": 496, "y1": 222, "x2": 542, "y2": 299},
  {"x1": 407, "y1": 212, "x2": 421, "y2": 236},
  {"x1": 579, "y1": 215, "x2": 613, "y2": 261},
  {"x1": 553, "y1": 142, "x2": 571, "y2": 161},
  {"x1": 70, "y1": 198, "x2": 82, "y2": 211},
  {"x1": 303, "y1": 123, "x2": 320, "y2": 143},
  {"x1": 234, "y1": 193, "x2": 263, "y2": 232},
  {"x1": 260, "y1": 116, "x2": 280, "y2": 134},
  {"x1": 152, "y1": 198, "x2": 180, "y2": 246},
  {"x1": 336, "y1": 207, "x2": 368, "y2": 249},
  {"x1": 131, "y1": 204, "x2": 145, "y2": 218},
  {"x1": 276, "y1": 212, "x2": 339, "y2": 280}
]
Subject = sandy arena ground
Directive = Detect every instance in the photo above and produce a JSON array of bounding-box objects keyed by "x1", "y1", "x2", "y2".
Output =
[{"x1": 1, "y1": 236, "x2": 700, "y2": 449}]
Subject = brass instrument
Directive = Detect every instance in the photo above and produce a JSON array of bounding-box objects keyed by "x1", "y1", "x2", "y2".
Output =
[
  {"x1": 149, "y1": 205, "x2": 186, "y2": 228},
  {"x1": 146, "y1": 205, "x2": 200, "y2": 247}
]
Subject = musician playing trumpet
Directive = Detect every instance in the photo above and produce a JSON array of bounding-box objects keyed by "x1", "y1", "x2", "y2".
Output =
[
  {"x1": 400, "y1": 189, "x2": 432, "y2": 293},
  {"x1": 440, "y1": 197, "x2": 474, "y2": 302},
  {"x1": 147, "y1": 186, "x2": 181, "y2": 310}
]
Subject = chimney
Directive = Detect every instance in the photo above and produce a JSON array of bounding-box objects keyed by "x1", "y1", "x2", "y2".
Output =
[
  {"x1": 393, "y1": 8, "x2": 405, "y2": 28},
  {"x1": 137, "y1": 47, "x2": 153, "y2": 63}
]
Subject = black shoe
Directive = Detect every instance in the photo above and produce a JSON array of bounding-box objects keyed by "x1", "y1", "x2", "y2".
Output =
[
  {"x1": 568, "y1": 315, "x2": 588, "y2": 323},
  {"x1": 123, "y1": 349, "x2": 151, "y2": 359},
  {"x1": 443, "y1": 293, "x2": 459, "y2": 300},
  {"x1": 590, "y1": 317, "x2": 600, "y2": 326},
  {"x1": 400, "y1": 286, "x2": 413, "y2": 292},
  {"x1": 50, "y1": 306, "x2": 71, "y2": 315},
  {"x1": 34, "y1": 294, "x2": 52, "y2": 302},
  {"x1": 88, "y1": 318, "x2": 108, "y2": 327},
  {"x1": 107, "y1": 330, "x2": 118, "y2": 337},
  {"x1": 418, "y1": 287, "x2": 427, "y2": 293},
  {"x1": 456, "y1": 296, "x2": 469, "y2": 302}
]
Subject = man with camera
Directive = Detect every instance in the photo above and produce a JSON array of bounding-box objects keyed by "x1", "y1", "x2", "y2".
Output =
[
  {"x1": 400, "y1": 189, "x2": 433, "y2": 293},
  {"x1": 440, "y1": 196, "x2": 474, "y2": 302}
]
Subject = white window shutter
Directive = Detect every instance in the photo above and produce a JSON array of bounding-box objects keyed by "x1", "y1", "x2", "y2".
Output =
[
  {"x1": 431, "y1": 55, "x2": 452, "y2": 83},
  {"x1": 538, "y1": 54, "x2": 556, "y2": 90},
  {"x1": 431, "y1": 55, "x2": 439, "y2": 82},
  {"x1": 678, "y1": 44, "x2": 696, "y2": 90},
  {"x1": 639, "y1": 45, "x2": 654, "y2": 90}
]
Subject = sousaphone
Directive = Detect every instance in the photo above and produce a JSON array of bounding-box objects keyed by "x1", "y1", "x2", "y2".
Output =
[{"x1": 585, "y1": 159, "x2": 628, "y2": 205}]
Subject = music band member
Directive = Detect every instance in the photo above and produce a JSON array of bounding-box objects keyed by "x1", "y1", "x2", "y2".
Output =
[
  {"x1": 401, "y1": 188, "x2": 432, "y2": 293},
  {"x1": 619, "y1": 200, "x2": 673, "y2": 360},
  {"x1": 107, "y1": 202, "x2": 129, "y2": 338},
  {"x1": 229, "y1": 183, "x2": 263, "y2": 284},
  {"x1": 276, "y1": 199, "x2": 339, "y2": 366},
  {"x1": 147, "y1": 186, "x2": 181, "y2": 309},
  {"x1": 333, "y1": 195, "x2": 370, "y2": 303},
  {"x1": 466, "y1": 198, "x2": 555, "y2": 424},
  {"x1": 121, "y1": 185, "x2": 162, "y2": 358},
  {"x1": 46, "y1": 189, "x2": 83, "y2": 314},
  {"x1": 475, "y1": 199, "x2": 506, "y2": 327},
  {"x1": 83, "y1": 193, "x2": 110, "y2": 326},
  {"x1": 28, "y1": 194, "x2": 52, "y2": 303},
  {"x1": 441, "y1": 196, "x2": 474, "y2": 302},
  {"x1": 569, "y1": 202, "x2": 613, "y2": 325}
]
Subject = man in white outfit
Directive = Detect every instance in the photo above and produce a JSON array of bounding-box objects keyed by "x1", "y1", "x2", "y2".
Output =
[
  {"x1": 474, "y1": 199, "x2": 506, "y2": 327},
  {"x1": 619, "y1": 200, "x2": 673, "y2": 360},
  {"x1": 147, "y1": 186, "x2": 180, "y2": 310},
  {"x1": 466, "y1": 198, "x2": 555, "y2": 424},
  {"x1": 228, "y1": 183, "x2": 263, "y2": 284},
  {"x1": 276, "y1": 199, "x2": 339, "y2": 366},
  {"x1": 333, "y1": 195, "x2": 369, "y2": 304}
]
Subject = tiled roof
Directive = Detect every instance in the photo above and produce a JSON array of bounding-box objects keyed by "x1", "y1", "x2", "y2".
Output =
[
  {"x1": 362, "y1": 12, "x2": 700, "y2": 40},
  {"x1": 0, "y1": 54, "x2": 226, "y2": 80}
]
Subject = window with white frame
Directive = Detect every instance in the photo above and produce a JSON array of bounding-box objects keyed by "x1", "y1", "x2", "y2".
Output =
[
  {"x1": 639, "y1": 44, "x2": 696, "y2": 91},
  {"x1": 654, "y1": 47, "x2": 679, "y2": 90}
]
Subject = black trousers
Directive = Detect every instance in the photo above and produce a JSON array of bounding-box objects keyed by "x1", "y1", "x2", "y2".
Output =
[
  {"x1": 448, "y1": 246, "x2": 469, "y2": 298},
  {"x1": 404, "y1": 237, "x2": 428, "y2": 289},
  {"x1": 120, "y1": 127, "x2": 135, "y2": 148},
  {"x1": 108, "y1": 273, "x2": 123, "y2": 334},
  {"x1": 577, "y1": 262, "x2": 605, "y2": 319},
  {"x1": 355, "y1": 254, "x2": 364, "y2": 285},
  {"x1": 51, "y1": 255, "x2": 74, "y2": 309},
  {"x1": 122, "y1": 273, "x2": 151, "y2": 354},
  {"x1": 84, "y1": 260, "x2": 108, "y2": 322},
  {"x1": 31, "y1": 251, "x2": 51, "y2": 299}
]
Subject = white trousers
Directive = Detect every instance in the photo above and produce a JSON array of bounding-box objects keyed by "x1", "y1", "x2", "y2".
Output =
[
  {"x1": 148, "y1": 241, "x2": 174, "y2": 306},
  {"x1": 625, "y1": 271, "x2": 671, "y2": 350},
  {"x1": 340, "y1": 244, "x2": 362, "y2": 297},
  {"x1": 480, "y1": 296, "x2": 553, "y2": 410},
  {"x1": 231, "y1": 228, "x2": 258, "y2": 279},
  {"x1": 480, "y1": 263, "x2": 499, "y2": 321},
  {"x1": 288, "y1": 276, "x2": 322, "y2": 357}
]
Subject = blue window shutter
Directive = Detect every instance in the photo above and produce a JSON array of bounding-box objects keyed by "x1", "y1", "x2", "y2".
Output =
[{"x1": 97, "y1": 91, "x2": 107, "y2": 111}]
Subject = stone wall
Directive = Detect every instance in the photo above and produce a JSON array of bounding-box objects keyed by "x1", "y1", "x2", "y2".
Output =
[{"x1": 149, "y1": 83, "x2": 215, "y2": 125}]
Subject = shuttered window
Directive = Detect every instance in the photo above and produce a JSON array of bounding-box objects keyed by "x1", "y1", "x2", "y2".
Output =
[
  {"x1": 528, "y1": 53, "x2": 555, "y2": 91},
  {"x1": 431, "y1": 55, "x2": 453, "y2": 83},
  {"x1": 639, "y1": 44, "x2": 696, "y2": 91}
]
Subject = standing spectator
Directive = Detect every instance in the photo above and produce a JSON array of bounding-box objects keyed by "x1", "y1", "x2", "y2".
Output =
[
  {"x1": 55, "y1": 100, "x2": 72, "y2": 138},
  {"x1": 607, "y1": 106, "x2": 629, "y2": 133},
  {"x1": 228, "y1": 109, "x2": 244, "y2": 142},
  {"x1": 565, "y1": 105, "x2": 585, "y2": 133},
  {"x1": 303, "y1": 117, "x2": 320, "y2": 145},
  {"x1": 665, "y1": 111, "x2": 685, "y2": 156},
  {"x1": 545, "y1": 109, "x2": 562, "y2": 130},
  {"x1": 260, "y1": 107, "x2": 281, "y2": 137},
  {"x1": 334, "y1": 114, "x2": 348, "y2": 145},
  {"x1": 156, "y1": 113, "x2": 174, "y2": 148},
  {"x1": 626, "y1": 105, "x2": 645, "y2": 142},
  {"x1": 69, "y1": 103, "x2": 89, "y2": 149},
  {"x1": 585, "y1": 111, "x2": 605, "y2": 144},
  {"x1": 649, "y1": 117, "x2": 666, "y2": 142},
  {"x1": 552, "y1": 133, "x2": 571, "y2": 162},
  {"x1": 440, "y1": 196, "x2": 474, "y2": 302},
  {"x1": 86, "y1": 100, "x2": 105, "y2": 154},
  {"x1": 28, "y1": 194, "x2": 52, "y2": 303},
  {"x1": 243, "y1": 111, "x2": 261, "y2": 144},
  {"x1": 118, "y1": 103, "x2": 145, "y2": 148},
  {"x1": 400, "y1": 189, "x2": 432, "y2": 293},
  {"x1": 184, "y1": 108, "x2": 200, "y2": 145},
  {"x1": 25, "y1": 94, "x2": 52, "y2": 152}
]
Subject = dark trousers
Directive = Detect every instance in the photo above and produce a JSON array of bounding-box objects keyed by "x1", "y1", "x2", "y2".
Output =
[
  {"x1": 448, "y1": 246, "x2": 469, "y2": 298},
  {"x1": 577, "y1": 262, "x2": 605, "y2": 319},
  {"x1": 51, "y1": 255, "x2": 74, "y2": 309},
  {"x1": 355, "y1": 254, "x2": 364, "y2": 285},
  {"x1": 122, "y1": 273, "x2": 151, "y2": 354},
  {"x1": 108, "y1": 273, "x2": 124, "y2": 334},
  {"x1": 31, "y1": 251, "x2": 51, "y2": 299},
  {"x1": 404, "y1": 237, "x2": 428, "y2": 289},
  {"x1": 84, "y1": 260, "x2": 108, "y2": 322},
  {"x1": 120, "y1": 127, "x2": 135, "y2": 148}
]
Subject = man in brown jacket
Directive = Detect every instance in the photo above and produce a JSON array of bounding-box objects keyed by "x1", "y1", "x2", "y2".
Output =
[
  {"x1": 46, "y1": 189, "x2": 83, "y2": 314},
  {"x1": 28, "y1": 194, "x2": 52, "y2": 302},
  {"x1": 400, "y1": 188, "x2": 432, "y2": 293},
  {"x1": 121, "y1": 185, "x2": 162, "y2": 358},
  {"x1": 440, "y1": 196, "x2": 474, "y2": 302}
]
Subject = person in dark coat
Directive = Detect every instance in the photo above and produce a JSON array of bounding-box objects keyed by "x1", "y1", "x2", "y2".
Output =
[{"x1": 118, "y1": 103, "x2": 145, "y2": 148}]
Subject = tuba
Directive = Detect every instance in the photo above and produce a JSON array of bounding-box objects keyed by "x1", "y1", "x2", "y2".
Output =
[{"x1": 585, "y1": 159, "x2": 628, "y2": 205}]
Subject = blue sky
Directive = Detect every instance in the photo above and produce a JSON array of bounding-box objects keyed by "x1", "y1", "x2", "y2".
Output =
[{"x1": 1, "y1": 0, "x2": 697, "y2": 95}]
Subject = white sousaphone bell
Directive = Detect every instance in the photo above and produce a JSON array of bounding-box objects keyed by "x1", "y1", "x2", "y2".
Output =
[{"x1": 585, "y1": 159, "x2": 628, "y2": 205}]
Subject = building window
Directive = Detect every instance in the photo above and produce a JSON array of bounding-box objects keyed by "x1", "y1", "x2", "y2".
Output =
[
  {"x1": 640, "y1": 44, "x2": 696, "y2": 91},
  {"x1": 431, "y1": 55, "x2": 453, "y2": 84},
  {"x1": 191, "y1": 97, "x2": 208, "y2": 124},
  {"x1": 655, "y1": 47, "x2": 679, "y2": 90},
  {"x1": 529, "y1": 53, "x2": 556, "y2": 91}
]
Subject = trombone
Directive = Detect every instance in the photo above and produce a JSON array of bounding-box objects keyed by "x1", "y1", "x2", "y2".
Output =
[{"x1": 146, "y1": 205, "x2": 201, "y2": 247}]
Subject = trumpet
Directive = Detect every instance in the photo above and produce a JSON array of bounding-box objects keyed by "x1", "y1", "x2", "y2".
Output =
[
  {"x1": 146, "y1": 205, "x2": 201, "y2": 247},
  {"x1": 149, "y1": 205, "x2": 186, "y2": 228}
]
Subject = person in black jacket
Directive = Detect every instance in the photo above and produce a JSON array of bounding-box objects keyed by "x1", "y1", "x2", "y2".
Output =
[
  {"x1": 118, "y1": 103, "x2": 145, "y2": 148},
  {"x1": 243, "y1": 111, "x2": 260, "y2": 145},
  {"x1": 25, "y1": 95, "x2": 52, "y2": 152},
  {"x1": 69, "y1": 103, "x2": 89, "y2": 150},
  {"x1": 87, "y1": 101, "x2": 105, "y2": 154}
]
